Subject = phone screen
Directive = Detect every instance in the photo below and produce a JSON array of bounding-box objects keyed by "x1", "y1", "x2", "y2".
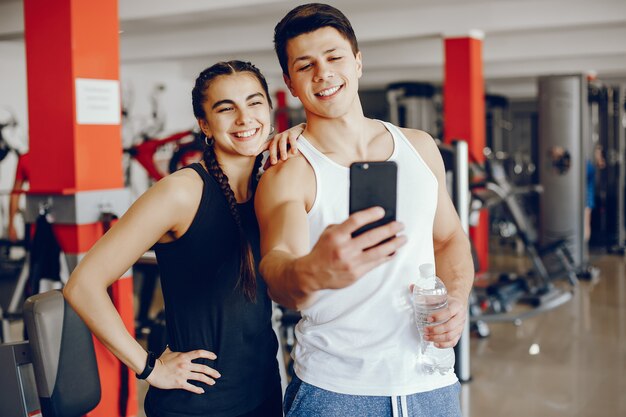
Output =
[{"x1": 349, "y1": 161, "x2": 397, "y2": 238}]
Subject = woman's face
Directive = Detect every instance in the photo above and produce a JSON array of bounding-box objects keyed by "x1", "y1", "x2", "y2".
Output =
[{"x1": 199, "y1": 72, "x2": 272, "y2": 158}]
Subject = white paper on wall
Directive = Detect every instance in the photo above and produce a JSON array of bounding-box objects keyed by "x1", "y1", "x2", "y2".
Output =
[{"x1": 75, "y1": 78, "x2": 121, "y2": 125}]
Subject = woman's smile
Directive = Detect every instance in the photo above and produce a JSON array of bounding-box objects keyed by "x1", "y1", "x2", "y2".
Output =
[{"x1": 231, "y1": 127, "x2": 261, "y2": 141}]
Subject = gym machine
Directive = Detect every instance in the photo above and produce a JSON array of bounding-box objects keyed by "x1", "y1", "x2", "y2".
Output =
[
  {"x1": 588, "y1": 82, "x2": 625, "y2": 254},
  {"x1": 485, "y1": 94, "x2": 528, "y2": 249},
  {"x1": 485, "y1": 94, "x2": 510, "y2": 155},
  {"x1": 0, "y1": 290, "x2": 100, "y2": 417},
  {"x1": 386, "y1": 82, "x2": 440, "y2": 138},
  {"x1": 486, "y1": 94, "x2": 537, "y2": 187},
  {"x1": 470, "y1": 98, "x2": 579, "y2": 326},
  {"x1": 469, "y1": 149, "x2": 577, "y2": 325},
  {"x1": 388, "y1": 83, "x2": 583, "y2": 334}
]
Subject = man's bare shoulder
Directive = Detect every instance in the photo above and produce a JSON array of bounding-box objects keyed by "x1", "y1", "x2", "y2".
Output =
[
  {"x1": 257, "y1": 154, "x2": 315, "y2": 208},
  {"x1": 398, "y1": 127, "x2": 445, "y2": 176},
  {"x1": 399, "y1": 127, "x2": 438, "y2": 151},
  {"x1": 260, "y1": 154, "x2": 314, "y2": 189}
]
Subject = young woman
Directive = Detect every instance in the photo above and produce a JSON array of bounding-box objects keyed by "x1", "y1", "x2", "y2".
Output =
[{"x1": 64, "y1": 61, "x2": 301, "y2": 417}]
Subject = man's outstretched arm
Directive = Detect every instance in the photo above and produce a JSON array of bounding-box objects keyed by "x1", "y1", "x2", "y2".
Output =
[{"x1": 255, "y1": 156, "x2": 407, "y2": 310}]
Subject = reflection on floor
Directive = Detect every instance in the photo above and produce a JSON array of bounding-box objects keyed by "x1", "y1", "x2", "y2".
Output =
[{"x1": 465, "y1": 253, "x2": 625, "y2": 417}]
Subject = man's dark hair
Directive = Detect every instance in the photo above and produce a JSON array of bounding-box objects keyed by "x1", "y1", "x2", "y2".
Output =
[{"x1": 274, "y1": 3, "x2": 359, "y2": 76}]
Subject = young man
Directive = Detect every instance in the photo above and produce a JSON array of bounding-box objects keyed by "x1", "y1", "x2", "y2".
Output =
[{"x1": 255, "y1": 3, "x2": 474, "y2": 416}]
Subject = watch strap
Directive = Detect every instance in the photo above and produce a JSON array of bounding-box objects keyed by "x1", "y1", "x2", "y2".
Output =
[{"x1": 136, "y1": 351, "x2": 157, "y2": 380}]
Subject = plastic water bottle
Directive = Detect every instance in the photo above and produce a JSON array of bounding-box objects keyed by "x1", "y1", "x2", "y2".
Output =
[{"x1": 412, "y1": 263, "x2": 455, "y2": 375}]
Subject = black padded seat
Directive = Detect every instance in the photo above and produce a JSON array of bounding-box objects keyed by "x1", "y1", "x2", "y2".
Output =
[{"x1": 23, "y1": 290, "x2": 100, "y2": 417}]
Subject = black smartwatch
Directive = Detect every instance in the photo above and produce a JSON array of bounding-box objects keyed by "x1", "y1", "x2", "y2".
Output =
[{"x1": 136, "y1": 351, "x2": 157, "y2": 380}]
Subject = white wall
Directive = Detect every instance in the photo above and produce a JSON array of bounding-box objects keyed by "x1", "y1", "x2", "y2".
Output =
[
  {"x1": 121, "y1": 57, "x2": 292, "y2": 141},
  {"x1": 0, "y1": 41, "x2": 28, "y2": 133},
  {"x1": 121, "y1": 61, "x2": 197, "y2": 139},
  {"x1": 0, "y1": 40, "x2": 28, "y2": 235}
]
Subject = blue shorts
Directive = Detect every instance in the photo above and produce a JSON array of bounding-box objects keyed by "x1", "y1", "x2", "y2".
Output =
[{"x1": 284, "y1": 375, "x2": 462, "y2": 417}]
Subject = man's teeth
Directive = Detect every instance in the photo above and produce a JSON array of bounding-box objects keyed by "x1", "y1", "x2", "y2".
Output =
[
  {"x1": 317, "y1": 85, "x2": 341, "y2": 97},
  {"x1": 234, "y1": 128, "x2": 257, "y2": 138}
]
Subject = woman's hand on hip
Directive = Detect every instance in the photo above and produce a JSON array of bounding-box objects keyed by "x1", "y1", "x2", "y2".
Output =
[{"x1": 146, "y1": 347, "x2": 221, "y2": 394}]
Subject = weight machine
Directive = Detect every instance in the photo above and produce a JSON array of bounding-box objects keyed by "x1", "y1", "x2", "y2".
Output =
[
  {"x1": 588, "y1": 82, "x2": 625, "y2": 254},
  {"x1": 0, "y1": 290, "x2": 100, "y2": 417},
  {"x1": 386, "y1": 82, "x2": 440, "y2": 138}
]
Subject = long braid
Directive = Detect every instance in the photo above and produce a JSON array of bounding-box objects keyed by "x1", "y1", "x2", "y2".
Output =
[
  {"x1": 203, "y1": 144, "x2": 259, "y2": 302},
  {"x1": 192, "y1": 60, "x2": 273, "y2": 302}
]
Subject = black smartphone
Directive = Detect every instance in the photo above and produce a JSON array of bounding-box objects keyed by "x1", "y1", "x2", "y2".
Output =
[{"x1": 349, "y1": 161, "x2": 397, "y2": 238}]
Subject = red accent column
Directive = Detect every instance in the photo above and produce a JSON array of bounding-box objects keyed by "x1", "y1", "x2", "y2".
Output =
[
  {"x1": 443, "y1": 32, "x2": 488, "y2": 272},
  {"x1": 24, "y1": 1, "x2": 136, "y2": 416},
  {"x1": 275, "y1": 90, "x2": 290, "y2": 132}
]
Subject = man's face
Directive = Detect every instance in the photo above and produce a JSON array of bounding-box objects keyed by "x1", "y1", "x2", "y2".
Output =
[{"x1": 284, "y1": 27, "x2": 362, "y2": 119}]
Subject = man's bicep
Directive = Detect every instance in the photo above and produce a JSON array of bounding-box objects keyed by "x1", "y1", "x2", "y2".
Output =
[
  {"x1": 261, "y1": 200, "x2": 311, "y2": 256},
  {"x1": 429, "y1": 144, "x2": 463, "y2": 244},
  {"x1": 433, "y1": 185, "x2": 462, "y2": 245}
]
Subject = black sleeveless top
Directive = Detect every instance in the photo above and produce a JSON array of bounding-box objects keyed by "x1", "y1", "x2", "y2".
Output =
[{"x1": 145, "y1": 163, "x2": 280, "y2": 417}]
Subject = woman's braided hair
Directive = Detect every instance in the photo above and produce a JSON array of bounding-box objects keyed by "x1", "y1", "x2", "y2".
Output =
[{"x1": 191, "y1": 61, "x2": 272, "y2": 302}]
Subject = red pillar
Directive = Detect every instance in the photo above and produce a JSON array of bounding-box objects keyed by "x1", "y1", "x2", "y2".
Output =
[
  {"x1": 275, "y1": 90, "x2": 290, "y2": 132},
  {"x1": 443, "y1": 31, "x2": 488, "y2": 272},
  {"x1": 24, "y1": 0, "x2": 136, "y2": 416}
]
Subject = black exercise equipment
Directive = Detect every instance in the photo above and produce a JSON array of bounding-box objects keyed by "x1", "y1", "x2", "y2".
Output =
[
  {"x1": 470, "y1": 150, "x2": 578, "y2": 325},
  {"x1": 0, "y1": 290, "x2": 100, "y2": 417},
  {"x1": 589, "y1": 82, "x2": 625, "y2": 254}
]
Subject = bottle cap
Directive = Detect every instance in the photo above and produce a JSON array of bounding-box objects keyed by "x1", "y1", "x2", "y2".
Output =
[{"x1": 419, "y1": 263, "x2": 435, "y2": 278}]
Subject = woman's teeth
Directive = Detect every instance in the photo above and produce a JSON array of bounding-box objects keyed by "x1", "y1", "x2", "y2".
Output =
[{"x1": 233, "y1": 128, "x2": 258, "y2": 138}]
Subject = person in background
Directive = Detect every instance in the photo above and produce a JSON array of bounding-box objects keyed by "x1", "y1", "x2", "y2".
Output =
[{"x1": 584, "y1": 144, "x2": 606, "y2": 243}]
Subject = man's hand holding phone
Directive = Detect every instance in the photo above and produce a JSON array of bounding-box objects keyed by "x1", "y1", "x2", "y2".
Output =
[{"x1": 297, "y1": 206, "x2": 407, "y2": 292}]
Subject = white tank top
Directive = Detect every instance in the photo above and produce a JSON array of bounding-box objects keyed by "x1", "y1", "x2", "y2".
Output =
[{"x1": 293, "y1": 121, "x2": 458, "y2": 395}]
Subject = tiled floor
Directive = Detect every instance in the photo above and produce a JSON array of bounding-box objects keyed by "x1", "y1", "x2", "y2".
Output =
[{"x1": 463, "y1": 253, "x2": 625, "y2": 417}]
